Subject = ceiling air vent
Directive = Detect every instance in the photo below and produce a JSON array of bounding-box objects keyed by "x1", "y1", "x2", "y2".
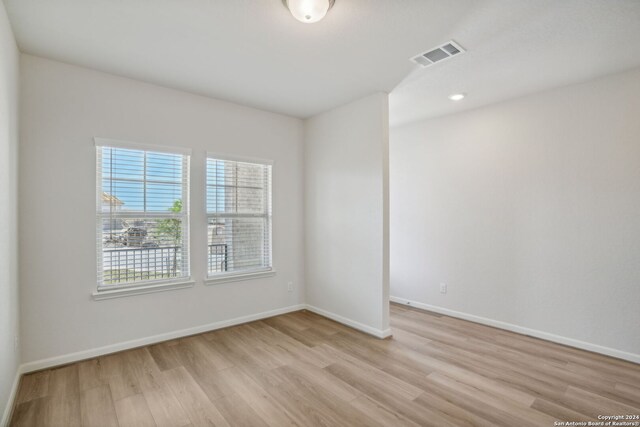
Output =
[{"x1": 411, "y1": 40, "x2": 465, "y2": 68}]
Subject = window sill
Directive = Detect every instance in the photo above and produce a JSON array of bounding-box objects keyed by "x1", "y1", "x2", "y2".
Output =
[
  {"x1": 92, "y1": 279, "x2": 195, "y2": 301},
  {"x1": 204, "y1": 269, "x2": 276, "y2": 285}
]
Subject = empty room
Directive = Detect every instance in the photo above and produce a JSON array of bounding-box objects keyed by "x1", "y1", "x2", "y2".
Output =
[{"x1": 1, "y1": 0, "x2": 639, "y2": 426}]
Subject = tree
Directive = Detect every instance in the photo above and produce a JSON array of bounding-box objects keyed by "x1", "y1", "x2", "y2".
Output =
[{"x1": 156, "y1": 199, "x2": 182, "y2": 273}]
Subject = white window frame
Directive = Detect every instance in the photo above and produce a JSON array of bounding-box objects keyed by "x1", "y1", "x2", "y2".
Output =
[
  {"x1": 93, "y1": 138, "x2": 193, "y2": 300},
  {"x1": 204, "y1": 153, "x2": 275, "y2": 285}
]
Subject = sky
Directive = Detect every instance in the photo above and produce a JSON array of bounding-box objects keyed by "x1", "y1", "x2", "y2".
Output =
[
  {"x1": 101, "y1": 147, "x2": 227, "y2": 213},
  {"x1": 102, "y1": 147, "x2": 184, "y2": 212}
]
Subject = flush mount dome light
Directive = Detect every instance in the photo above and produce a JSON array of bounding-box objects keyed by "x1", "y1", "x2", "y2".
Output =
[
  {"x1": 283, "y1": 0, "x2": 335, "y2": 23},
  {"x1": 448, "y1": 93, "x2": 466, "y2": 101}
]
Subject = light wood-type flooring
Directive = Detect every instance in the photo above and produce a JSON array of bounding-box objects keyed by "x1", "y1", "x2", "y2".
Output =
[{"x1": 10, "y1": 303, "x2": 640, "y2": 426}]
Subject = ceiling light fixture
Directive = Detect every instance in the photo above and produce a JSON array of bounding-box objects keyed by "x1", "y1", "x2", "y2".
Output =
[
  {"x1": 283, "y1": 0, "x2": 335, "y2": 23},
  {"x1": 448, "y1": 93, "x2": 466, "y2": 101}
]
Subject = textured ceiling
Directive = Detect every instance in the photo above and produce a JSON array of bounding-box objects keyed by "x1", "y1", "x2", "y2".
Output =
[
  {"x1": 3, "y1": 0, "x2": 474, "y2": 117},
  {"x1": 5, "y1": 0, "x2": 640, "y2": 123},
  {"x1": 390, "y1": 0, "x2": 640, "y2": 126}
]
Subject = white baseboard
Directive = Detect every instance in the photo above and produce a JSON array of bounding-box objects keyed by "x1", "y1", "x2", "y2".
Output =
[
  {"x1": 390, "y1": 296, "x2": 640, "y2": 364},
  {"x1": 20, "y1": 304, "x2": 306, "y2": 373},
  {"x1": 305, "y1": 305, "x2": 392, "y2": 339},
  {"x1": 18, "y1": 302, "x2": 394, "y2": 376},
  {"x1": 1, "y1": 365, "x2": 24, "y2": 427}
]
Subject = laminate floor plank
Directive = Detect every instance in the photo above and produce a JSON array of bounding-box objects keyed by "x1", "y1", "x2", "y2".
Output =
[
  {"x1": 48, "y1": 365, "x2": 80, "y2": 397},
  {"x1": 615, "y1": 382, "x2": 640, "y2": 402},
  {"x1": 265, "y1": 380, "x2": 376, "y2": 427},
  {"x1": 10, "y1": 398, "x2": 48, "y2": 427},
  {"x1": 14, "y1": 370, "x2": 49, "y2": 405},
  {"x1": 557, "y1": 386, "x2": 640, "y2": 419},
  {"x1": 275, "y1": 359, "x2": 361, "y2": 402},
  {"x1": 78, "y1": 358, "x2": 107, "y2": 392},
  {"x1": 324, "y1": 364, "x2": 459, "y2": 427},
  {"x1": 425, "y1": 372, "x2": 558, "y2": 426},
  {"x1": 80, "y1": 384, "x2": 119, "y2": 427},
  {"x1": 416, "y1": 376, "x2": 545, "y2": 427},
  {"x1": 213, "y1": 366, "x2": 300, "y2": 427},
  {"x1": 162, "y1": 366, "x2": 230, "y2": 427},
  {"x1": 530, "y1": 397, "x2": 597, "y2": 422},
  {"x1": 213, "y1": 393, "x2": 270, "y2": 427},
  {"x1": 324, "y1": 357, "x2": 424, "y2": 401},
  {"x1": 114, "y1": 394, "x2": 156, "y2": 427},
  {"x1": 147, "y1": 343, "x2": 182, "y2": 372},
  {"x1": 349, "y1": 394, "x2": 421, "y2": 427},
  {"x1": 141, "y1": 385, "x2": 191, "y2": 427},
  {"x1": 46, "y1": 393, "x2": 82, "y2": 427},
  {"x1": 10, "y1": 305, "x2": 640, "y2": 426},
  {"x1": 413, "y1": 391, "x2": 496, "y2": 427}
]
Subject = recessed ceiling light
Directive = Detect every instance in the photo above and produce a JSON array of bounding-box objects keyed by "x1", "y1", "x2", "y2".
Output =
[
  {"x1": 448, "y1": 93, "x2": 466, "y2": 101},
  {"x1": 283, "y1": 0, "x2": 335, "y2": 23}
]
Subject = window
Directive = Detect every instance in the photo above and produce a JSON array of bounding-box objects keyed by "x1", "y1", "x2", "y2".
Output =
[
  {"x1": 96, "y1": 140, "x2": 190, "y2": 290},
  {"x1": 206, "y1": 155, "x2": 272, "y2": 278}
]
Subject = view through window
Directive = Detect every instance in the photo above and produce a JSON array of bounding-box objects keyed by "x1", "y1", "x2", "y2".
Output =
[
  {"x1": 206, "y1": 156, "x2": 272, "y2": 277},
  {"x1": 96, "y1": 142, "x2": 190, "y2": 288}
]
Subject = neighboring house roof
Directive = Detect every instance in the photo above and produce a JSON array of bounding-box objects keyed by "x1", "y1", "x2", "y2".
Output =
[{"x1": 102, "y1": 192, "x2": 124, "y2": 206}]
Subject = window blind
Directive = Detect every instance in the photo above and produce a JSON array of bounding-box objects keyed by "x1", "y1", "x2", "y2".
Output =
[
  {"x1": 206, "y1": 156, "x2": 272, "y2": 276},
  {"x1": 96, "y1": 142, "x2": 190, "y2": 288}
]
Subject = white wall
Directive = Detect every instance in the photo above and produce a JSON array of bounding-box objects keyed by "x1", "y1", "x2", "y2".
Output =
[
  {"x1": 304, "y1": 93, "x2": 390, "y2": 336},
  {"x1": 0, "y1": 2, "x2": 20, "y2": 423},
  {"x1": 19, "y1": 55, "x2": 305, "y2": 365},
  {"x1": 391, "y1": 68, "x2": 640, "y2": 360}
]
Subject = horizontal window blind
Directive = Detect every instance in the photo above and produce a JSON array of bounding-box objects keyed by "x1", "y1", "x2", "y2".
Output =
[
  {"x1": 96, "y1": 144, "x2": 190, "y2": 288},
  {"x1": 206, "y1": 157, "x2": 272, "y2": 276}
]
